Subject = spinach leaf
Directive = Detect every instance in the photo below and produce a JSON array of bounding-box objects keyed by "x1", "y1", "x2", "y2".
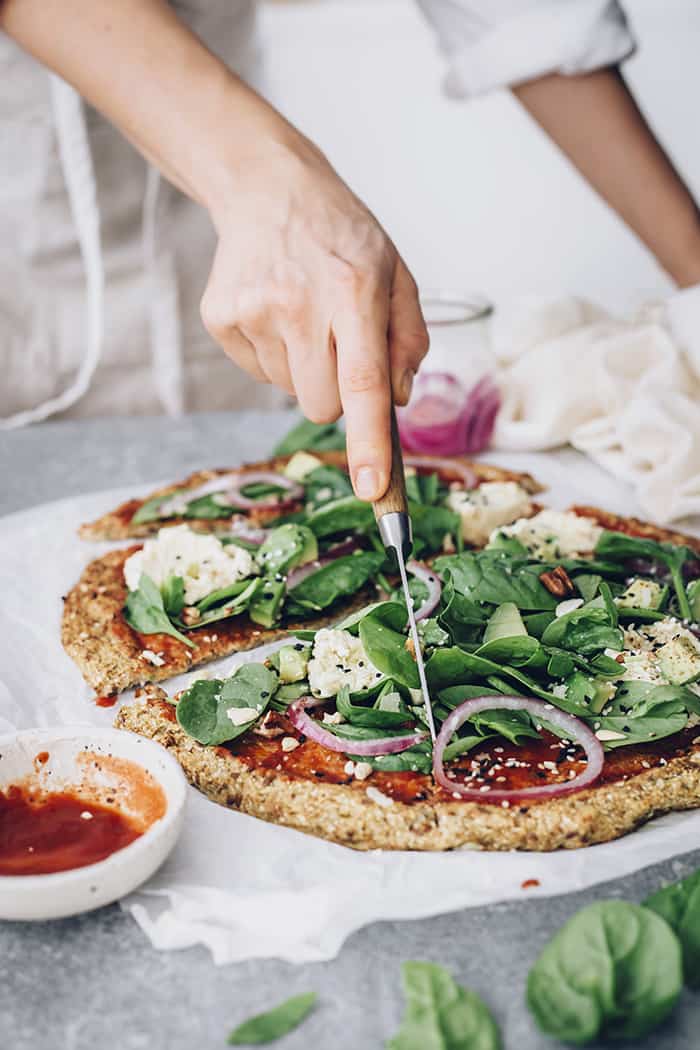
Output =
[
  {"x1": 593, "y1": 680, "x2": 698, "y2": 747},
  {"x1": 574, "y1": 573, "x2": 602, "y2": 603},
  {"x1": 348, "y1": 742, "x2": 434, "y2": 774},
  {"x1": 161, "y1": 574, "x2": 185, "y2": 619},
  {"x1": 249, "y1": 578, "x2": 286, "y2": 628},
  {"x1": 645, "y1": 868, "x2": 700, "y2": 988},
  {"x1": 176, "y1": 664, "x2": 278, "y2": 745},
  {"x1": 406, "y1": 471, "x2": 441, "y2": 506},
  {"x1": 132, "y1": 493, "x2": 171, "y2": 524},
  {"x1": 306, "y1": 495, "x2": 375, "y2": 538},
  {"x1": 359, "y1": 602, "x2": 420, "y2": 689},
  {"x1": 426, "y1": 648, "x2": 579, "y2": 710},
  {"x1": 387, "y1": 961, "x2": 502, "y2": 1050},
  {"x1": 437, "y1": 685, "x2": 503, "y2": 709},
  {"x1": 124, "y1": 573, "x2": 194, "y2": 648},
  {"x1": 336, "y1": 685, "x2": 410, "y2": 728},
  {"x1": 541, "y1": 606, "x2": 623, "y2": 655},
  {"x1": 468, "y1": 709, "x2": 541, "y2": 746},
  {"x1": 195, "y1": 577, "x2": 257, "y2": 614},
  {"x1": 273, "y1": 416, "x2": 345, "y2": 454},
  {"x1": 435, "y1": 551, "x2": 557, "y2": 611},
  {"x1": 418, "y1": 618, "x2": 450, "y2": 648},
  {"x1": 228, "y1": 991, "x2": 317, "y2": 1045},
  {"x1": 256, "y1": 523, "x2": 318, "y2": 575},
  {"x1": 595, "y1": 530, "x2": 694, "y2": 620},
  {"x1": 527, "y1": 900, "x2": 682, "y2": 1044},
  {"x1": 191, "y1": 578, "x2": 263, "y2": 628},
  {"x1": 184, "y1": 493, "x2": 236, "y2": 518},
  {"x1": 286, "y1": 551, "x2": 384, "y2": 614},
  {"x1": 303, "y1": 464, "x2": 352, "y2": 508},
  {"x1": 475, "y1": 635, "x2": 542, "y2": 667},
  {"x1": 408, "y1": 502, "x2": 461, "y2": 553}
]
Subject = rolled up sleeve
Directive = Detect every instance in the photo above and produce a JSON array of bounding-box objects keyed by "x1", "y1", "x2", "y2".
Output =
[{"x1": 415, "y1": 0, "x2": 636, "y2": 98}]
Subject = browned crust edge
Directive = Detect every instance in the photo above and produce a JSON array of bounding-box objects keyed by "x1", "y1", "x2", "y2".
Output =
[
  {"x1": 116, "y1": 698, "x2": 700, "y2": 852},
  {"x1": 572, "y1": 504, "x2": 700, "y2": 555},
  {"x1": 78, "y1": 453, "x2": 543, "y2": 541},
  {"x1": 61, "y1": 547, "x2": 373, "y2": 696}
]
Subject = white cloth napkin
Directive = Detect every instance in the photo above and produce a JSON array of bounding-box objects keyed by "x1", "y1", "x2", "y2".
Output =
[{"x1": 487, "y1": 287, "x2": 700, "y2": 525}]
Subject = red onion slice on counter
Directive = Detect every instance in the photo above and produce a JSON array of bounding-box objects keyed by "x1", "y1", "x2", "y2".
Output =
[
  {"x1": 398, "y1": 372, "x2": 500, "y2": 457},
  {"x1": 433, "y1": 695, "x2": 603, "y2": 803},
  {"x1": 288, "y1": 697, "x2": 426, "y2": 755},
  {"x1": 160, "y1": 471, "x2": 303, "y2": 517},
  {"x1": 404, "y1": 455, "x2": 477, "y2": 490},
  {"x1": 406, "y1": 560, "x2": 442, "y2": 621},
  {"x1": 286, "y1": 536, "x2": 362, "y2": 590}
]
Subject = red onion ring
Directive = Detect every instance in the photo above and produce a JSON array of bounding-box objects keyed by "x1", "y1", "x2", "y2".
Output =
[
  {"x1": 159, "y1": 471, "x2": 303, "y2": 517},
  {"x1": 286, "y1": 537, "x2": 361, "y2": 590},
  {"x1": 398, "y1": 372, "x2": 500, "y2": 457},
  {"x1": 433, "y1": 695, "x2": 603, "y2": 803},
  {"x1": 406, "y1": 560, "x2": 442, "y2": 621},
  {"x1": 404, "y1": 455, "x2": 477, "y2": 490},
  {"x1": 287, "y1": 696, "x2": 426, "y2": 756},
  {"x1": 227, "y1": 518, "x2": 269, "y2": 546}
]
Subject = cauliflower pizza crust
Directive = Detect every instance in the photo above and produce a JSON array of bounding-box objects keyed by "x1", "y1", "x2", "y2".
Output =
[
  {"x1": 110, "y1": 508, "x2": 700, "y2": 853},
  {"x1": 78, "y1": 452, "x2": 542, "y2": 541}
]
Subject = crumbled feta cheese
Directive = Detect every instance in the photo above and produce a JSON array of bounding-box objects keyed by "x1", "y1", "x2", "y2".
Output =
[
  {"x1": 493, "y1": 509, "x2": 602, "y2": 561},
  {"x1": 307, "y1": 629, "x2": 381, "y2": 698},
  {"x1": 616, "y1": 578, "x2": 663, "y2": 610},
  {"x1": 446, "y1": 482, "x2": 533, "y2": 547},
  {"x1": 124, "y1": 524, "x2": 256, "y2": 605},
  {"x1": 551, "y1": 683, "x2": 568, "y2": 699},
  {"x1": 281, "y1": 736, "x2": 300, "y2": 752},
  {"x1": 140, "y1": 649, "x2": 165, "y2": 667},
  {"x1": 596, "y1": 729, "x2": 627, "y2": 742},
  {"x1": 622, "y1": 652, "x2": 665, "y2": 684},
  {"x1": 344, "y1": 760, "x2": 355, "y2": 776},
  {"x1": 353, "y1": 762, "x2": 373, "y2": 781},
  {"x1": 555, "y1": 598, "x2": 584, "y2": 618},
  {"x1": 226, "y1": 705, "x2": 260, "y2": 726},
  {"x1": 365, "y1": 786, "x2": 393, "y2": 807},
  {"x1": 322, "y1": 711, "x2": 345, "y2": 725}
]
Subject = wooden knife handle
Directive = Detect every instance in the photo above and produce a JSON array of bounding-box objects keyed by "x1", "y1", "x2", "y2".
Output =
[{"x1": 372, "y1": 404, "x2": 408, "y2": 523}]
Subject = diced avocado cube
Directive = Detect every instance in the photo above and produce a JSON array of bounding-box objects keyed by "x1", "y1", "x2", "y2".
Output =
[
  {"x1": 616, "y1": 578, "x2": 665, "y2": 611},
  {"x1": 278, "y1": 644, "x2": 310, "y2": 684},
  {"x1": 284, "y1": 451, "x2": 323, "y2": 482},
  {"x1": 657, "y1": 636, "x2": 700, "y2": 685}
]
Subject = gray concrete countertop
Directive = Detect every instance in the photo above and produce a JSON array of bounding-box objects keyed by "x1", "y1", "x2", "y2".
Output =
[{"x1": 2, "y1": 412, "x2": 700, "y2": 1050}]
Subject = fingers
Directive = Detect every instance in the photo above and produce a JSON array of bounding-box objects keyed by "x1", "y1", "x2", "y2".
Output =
[
  {"x1": 215, "y1": 326, "x2": 269, "y2": 385},
  {"x1": 388, "y1": 259, "x2": 429, "y2": 406},
  {"x1": 334, "y1": 276, "x2": 392, "y2": 502},
  {"x1": 287, "y1": 328, "x2": 342, "y2": 424},
  {"x1": 246, "y1": 332, "x2": 295, "y2": 396}
]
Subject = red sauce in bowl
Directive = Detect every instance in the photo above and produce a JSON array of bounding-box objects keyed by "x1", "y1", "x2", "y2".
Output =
[{"x1": 0, "y1": 786, "x2": 143, "y2": 876}]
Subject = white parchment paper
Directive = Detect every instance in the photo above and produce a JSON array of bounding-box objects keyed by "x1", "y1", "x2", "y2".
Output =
[{"x1": 2, "y1": 451, "x2": 700, "y2": 965}]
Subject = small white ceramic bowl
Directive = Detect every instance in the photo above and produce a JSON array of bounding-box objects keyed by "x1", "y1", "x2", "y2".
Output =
[{"x1": 0, "y1": 726, "x2": 187, "y2": 921}]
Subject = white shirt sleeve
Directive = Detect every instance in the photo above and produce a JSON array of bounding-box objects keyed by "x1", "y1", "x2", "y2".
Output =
[{"x1": 415, "y1": 0, "x2": 636, "y2": 98}]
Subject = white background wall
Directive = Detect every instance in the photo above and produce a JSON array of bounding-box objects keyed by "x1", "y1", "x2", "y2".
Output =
[{"x1": 258, "y1": 0, "x2": 700, "y2": 312}]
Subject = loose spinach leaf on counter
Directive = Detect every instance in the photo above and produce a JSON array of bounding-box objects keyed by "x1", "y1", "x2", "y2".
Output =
[
  {"x1": 595, "y1": 530, "x2": 696, "y2": 620},
  {"x1": 387, "y1": 961, "x2": 502, "y2": 1050},
  {"x1": 527, "y1": 900, "x2": 682, "y2": 1045},
  {"x1": 645, "y1": 868, "x2": 700, "y2": 988},
  {"x1": 285, "y1": 551, "x2": 385, "y2": 614},
  {"x1": 176, "y1": 664, "x2": 278, "y2": 745},
  {"x1": 228, "y1": 991, "x2": 317, "y2": 1045},
  {"x1": 359, "y1": 602, "x2": 421, "y2": 689},
  {"x1": 124, "y1": 573, "x2": 195, "y2": 648}
]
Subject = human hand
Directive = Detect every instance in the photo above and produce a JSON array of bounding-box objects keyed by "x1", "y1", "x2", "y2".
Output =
[{"x1": 200, "y1": 132, "x2": 428, "y2": 501}]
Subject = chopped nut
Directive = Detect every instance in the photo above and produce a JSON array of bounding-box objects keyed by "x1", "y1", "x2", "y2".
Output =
[
  {"x1": 353, "y1": 762, "x2": 373, "y2": 781},
  {"x1": 405, "y1": 637, "x2": 416, "y2": 660},
  {"x1": 539, "y1": 565, "x2": 575, "y2": 597}
]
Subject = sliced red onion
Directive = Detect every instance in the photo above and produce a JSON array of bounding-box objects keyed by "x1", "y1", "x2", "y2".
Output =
[
  {"x1": 228, "y1": 518, "x2": 269, "y2": 546},
  {"x1": 434, "y1": 695, "x2": 603, "y2": 803},
  {"x1": 286, "y1": 537, "x2": 361, "y2": 590},
  {"x1": 288, "y1": 697, "x2": 426, "y2": 755},
  {"x1": 404, "y1": 455, "x2": 477, "y2": 490},
  {"x1": 407, "y1": 560, "x2": 442, "y2": 621},
  {"x1": 159, "y1": 471, "x2": 303, "y2": 517},
  {"x1": 398, "y1": 372, "x2": 500, "y2": 457}
]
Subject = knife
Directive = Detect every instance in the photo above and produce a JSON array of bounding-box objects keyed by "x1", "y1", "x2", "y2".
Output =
[{"x1": 372, "y1": 405, "x2": 437, "y2": 742}]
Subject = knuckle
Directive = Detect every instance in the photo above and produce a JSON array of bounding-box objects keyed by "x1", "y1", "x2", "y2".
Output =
[{"x1": 402, "y1": 325, "x2": 430, "y2": 361}]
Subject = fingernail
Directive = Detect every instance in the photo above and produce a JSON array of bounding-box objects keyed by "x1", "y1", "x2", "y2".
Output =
[
  {"x1": 355, "y1": 466, "x2": 380, "y2": 500},
  {"x1": 398, "y1": 368, "x2": 415, "y2": 404}
]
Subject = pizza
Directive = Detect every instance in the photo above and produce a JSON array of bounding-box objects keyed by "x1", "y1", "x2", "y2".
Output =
[
  {"x1": 64, "y1": 452, "x2": 540, "y2": 695},
  {"x1": 111, "y1": 483, "x2": 700, "y2": 851}
]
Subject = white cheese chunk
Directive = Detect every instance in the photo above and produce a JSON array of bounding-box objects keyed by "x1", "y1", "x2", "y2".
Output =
[
  {"x1": 616, "y1": 578, "x2": 664, "y2": 610},
  {"x1": 124, "y1": 524, "x2": 256, "y2": 605},
  {"x1": 353, "y1": 762, "x2": 373, "y2": 781},
  {"x1": 493, "y1": 509, "x2": 603, "y2": 560},
  {"x1": 226, "y1": 706, "x2": 260, "y2": 726},
  {"x1": 446, "y1": 482, "x2": 533, "y2": 547},
  {"x1": 140, "y1": 649, "x2": 165, "y2": 667},
  {"x1": 307, "y1": 628, "x2": 382, "y2": 698},
  {"x1": 281, "y1": 736, "x2": 300, "y2": 752}
]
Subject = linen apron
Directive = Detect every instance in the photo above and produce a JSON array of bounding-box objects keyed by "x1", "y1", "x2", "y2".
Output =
[{"x1": 0, "y1": 0, "x2": 289, "y2": 426}]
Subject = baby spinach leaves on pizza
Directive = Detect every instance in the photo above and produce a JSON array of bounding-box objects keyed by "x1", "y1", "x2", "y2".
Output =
[
  {"x1": 387, "y1": 961, "x2": 502, "y2": 1050},
  {"x1": 645, "y1": 868, "x2": 700, "y2": 988},
  {"x1": 541, "y1": 605, "x2": 623, "y2": 655},
  {"x1": 285, "y1": 551, "x2": 385, "y2": 614},
  {"x1": 227, "y1": 991, "x2": 317, "y2": 1045},
  {"x1": 273, "y1": 417, "x2": 345, "y2": 455},
  {"x1": 595, "y1": 530, "x2": 696, "y2": 620},
  {"x1": 434, "y1": 551, "x2": 557, "y2": 611},
  {"x1": 527, "y1": 901, "x2": 682, "y2": 1045},
  {"x1": 124, "y1": 573, "x2": 194, "y2": 648},
  {"x1": 359, "y1": 602, "x2": 421, "y2": 689},
  {"x1": 176, "y1": 664, "x2": 278, "y2": 746}
]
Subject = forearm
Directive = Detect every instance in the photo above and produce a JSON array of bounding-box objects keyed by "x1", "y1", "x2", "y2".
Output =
[
  {"x1": 0, "y1": 0, "x2": 301, "y2": 214},
  {"x1": 513, "y1": 68, "x2": 700, "y2": 288}
]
